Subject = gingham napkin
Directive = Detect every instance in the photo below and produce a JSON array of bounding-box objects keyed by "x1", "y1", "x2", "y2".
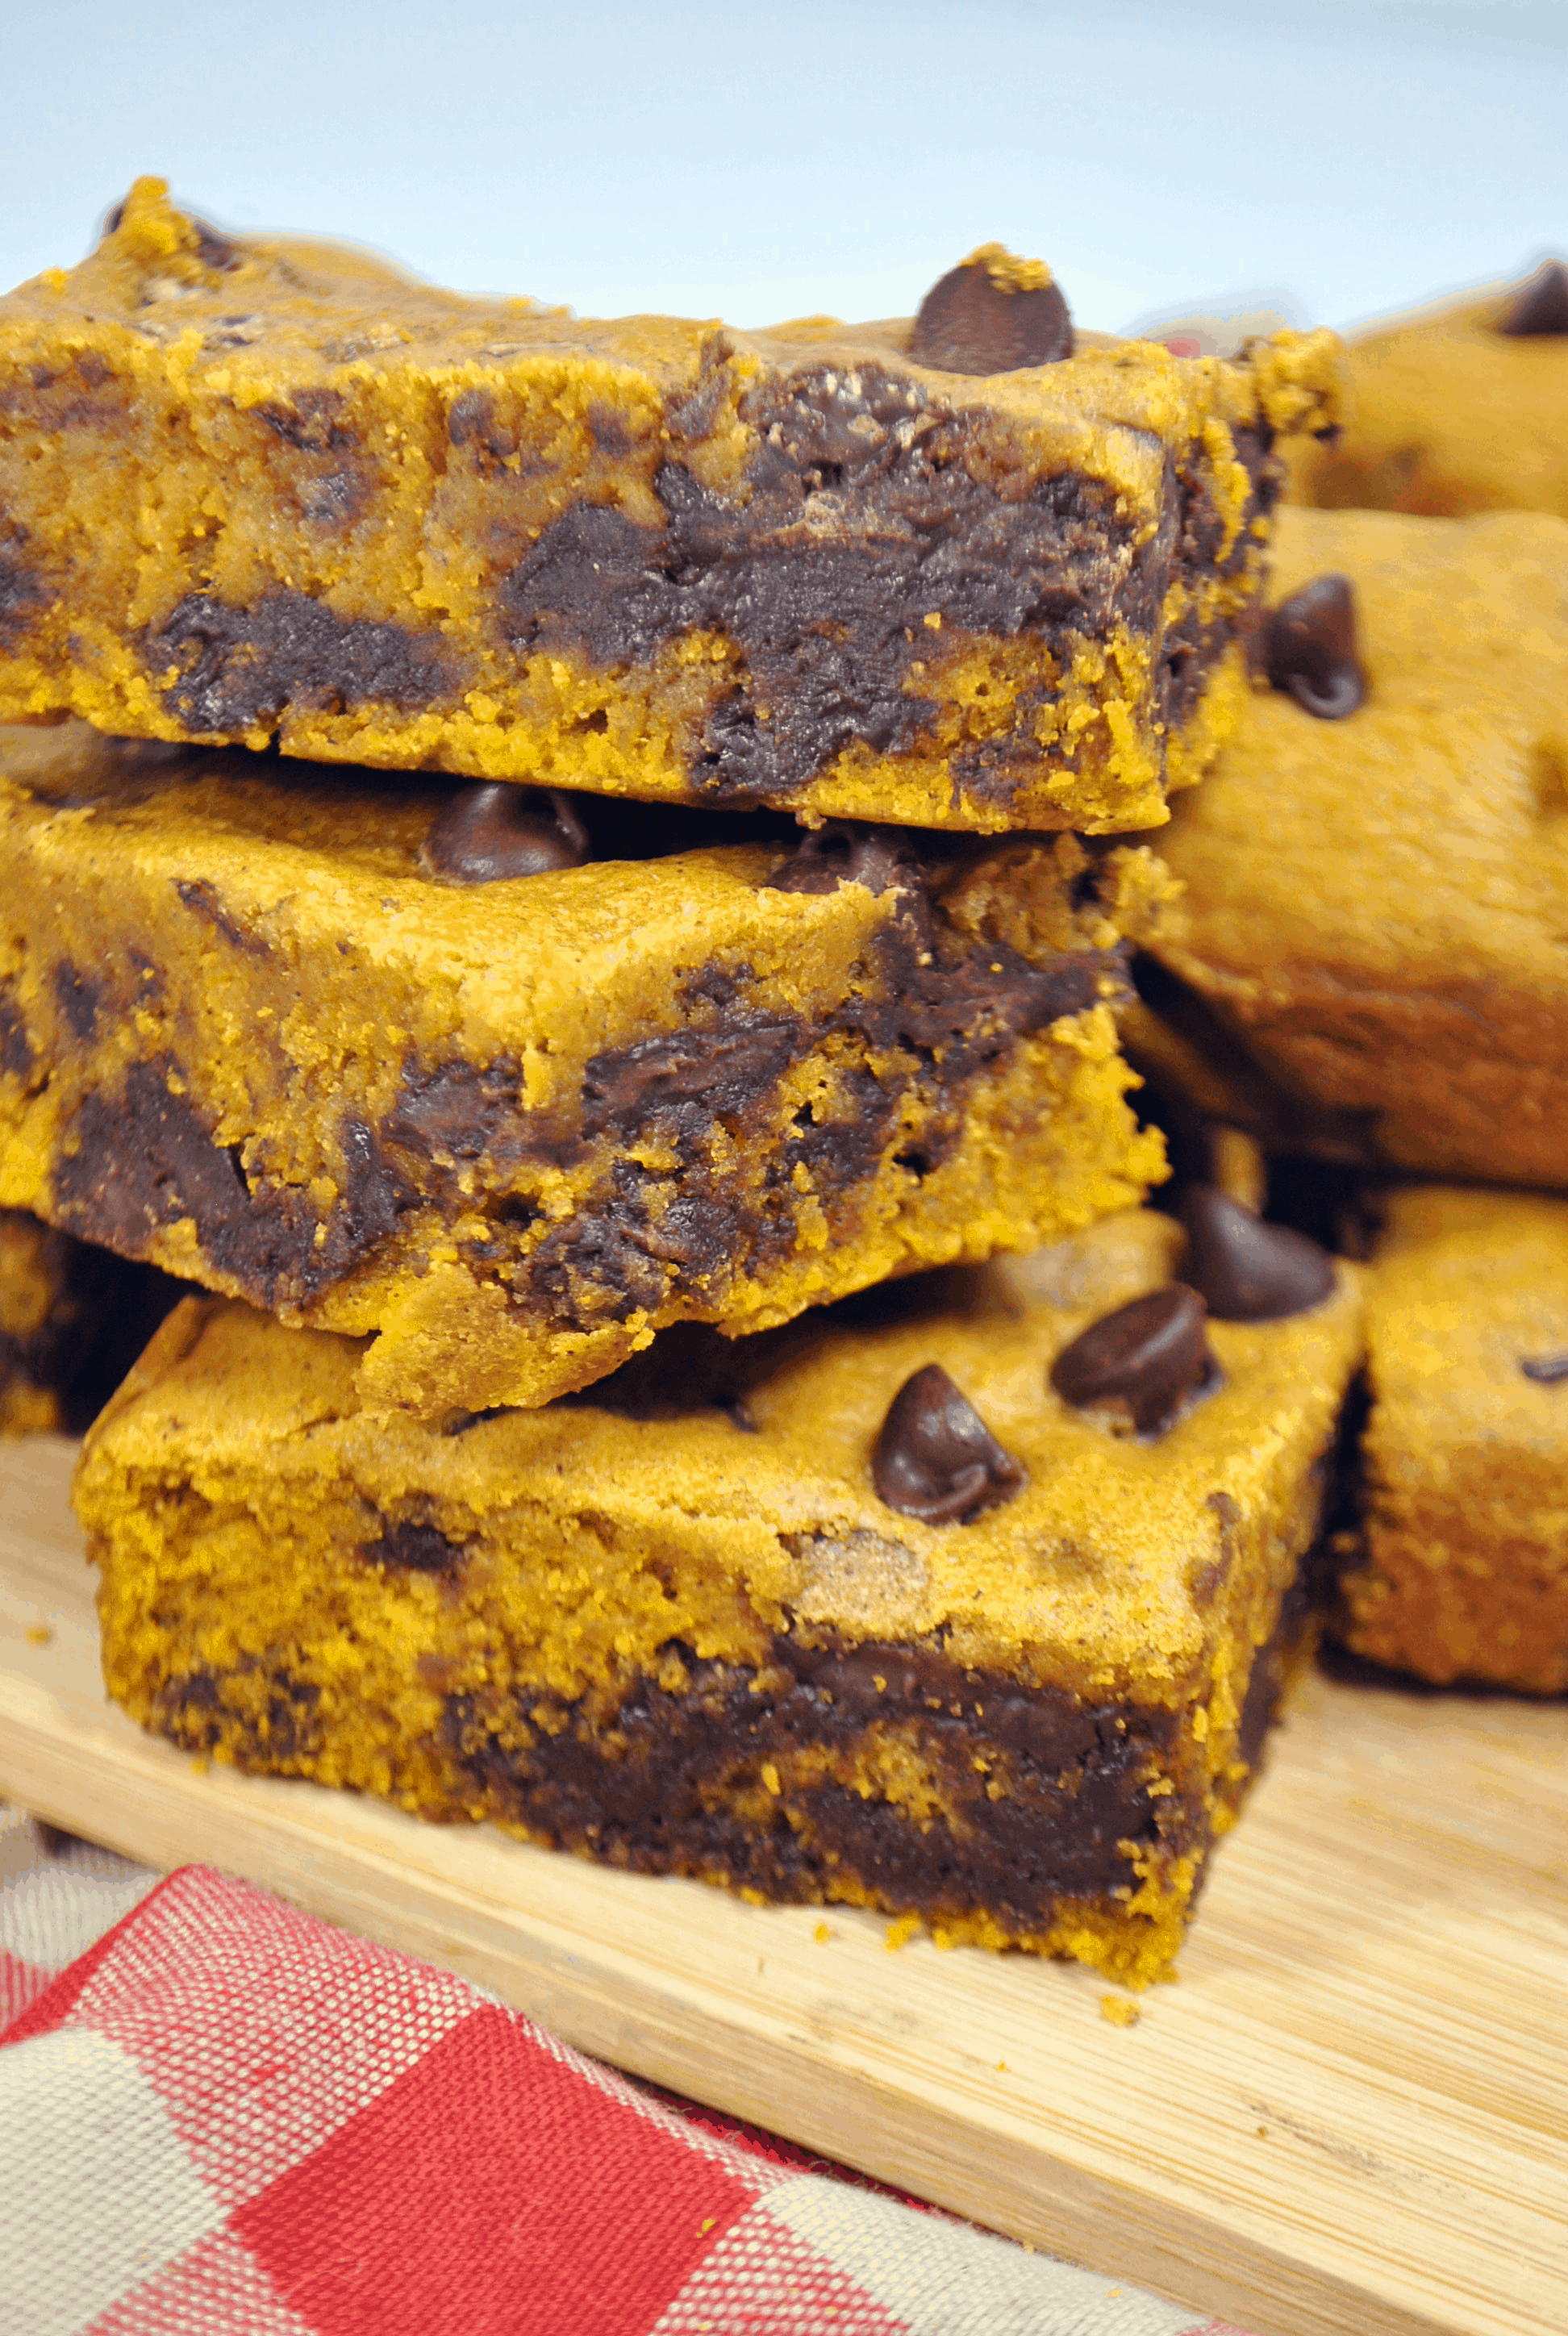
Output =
[{"x1": 0, "y1": 1810, "x2": 1251, "y2": 2336}]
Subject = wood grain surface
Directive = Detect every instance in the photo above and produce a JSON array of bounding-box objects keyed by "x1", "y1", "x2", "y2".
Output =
[{"x1": 2, "y1": 1433, "x2": 1565, "y2": 2336}]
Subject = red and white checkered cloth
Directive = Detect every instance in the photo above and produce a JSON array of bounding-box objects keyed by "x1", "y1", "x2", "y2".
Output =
[{"x1": 0, "y1": 1809, "x2": 1252, "y2": 2336}]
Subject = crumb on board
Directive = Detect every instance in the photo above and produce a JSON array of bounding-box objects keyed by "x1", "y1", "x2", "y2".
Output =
[
  {"x1": 813, "y1": 1920, "x2": 833, "y2": 1944},
  {"x1": 884, "y1": 1913, "x2": 921, "y2": 1952},
  {"x1": 24, "y1": 1625, "x2": 52, "y2": 1646},
  {"x1": 1099, "y1": 1994, "x2": 1142, "y2": 2027}
]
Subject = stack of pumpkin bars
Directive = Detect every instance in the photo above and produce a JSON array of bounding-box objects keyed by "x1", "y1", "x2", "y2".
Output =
[{"x1": 1, "y1": 180, "x2": 1564, "y2": 1986}]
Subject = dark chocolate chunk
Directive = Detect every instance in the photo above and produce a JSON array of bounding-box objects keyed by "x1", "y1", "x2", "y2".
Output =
[
  {"x1": 1520, "y1": 1349, "x2": 1568, "y2": 1385},
  {"x1": 155, "y1": 588, "x2": 450, "y2": 734},
  {"x1": 0, "y1": 547, "x2": 44, "y2": 649},
  {"x1": 0, "y1": 995, "x2": 32, "y2": 1080},
  {"x1": 1049, "y1": 1284, "x2": 1215, "y2": 1437},
  {"x1": 1178, "y1": 1185, "x2": 1337, "y2": 1321},
  {"x1": 52, "y1": 962, "x2": 102, "y2": 1041},
  {"x1": 189, "y1": 216, "x2": 239, "y2": 272},
  {"x1": 1498, "y1": 260, "x2": 1568, "y2": 338},
  {"x1": 385, "y1": 1056, "x2": 526, "y2": 1165},
  {"x1": 873, "y1": 1362, "x2": 1024, "y2": 1525},
  {"x1": 908, "y1": 249, "x2": 1074, "y2": 376},
  {"x1": 582, "y1": 1020, "x2": 799, "y2": 1144},
  {"x1": 1264, "y1": 574, "x2": 1366, "y2": 719},
  {"x1": 419, "y1": 782, "x2": 589, "y2": 884},
  {"x1": 176, "y1": 878, "x2": 272, "y2": 957},
  {"x1": 362, "y1": 1518, "x2": 468, "y2": 1575},
  {"x1": 257, "y1": 390, "x2": 355, "y2": 457},
  {"x1": 54, "y1": 1060, "x2": 401, "y2": 1308},
  {"x1": 492, "y1": 349, "x2": 1272, "y2": 808}
]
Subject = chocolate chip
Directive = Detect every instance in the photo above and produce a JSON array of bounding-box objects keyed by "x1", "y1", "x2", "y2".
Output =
[
  {"x1": 190, "y1": 216, "x2": 240, "y2": 272},
  {"x1": 766, "y1": 821, "x2": 920, "y2": 897},
  {"x1": 1520, "y1": 1350, "x2": 1568, "y2": 1384},
  {"x1": 1264, "y1": 574, "x2": 1366, "y2": 720},
  {"x1": 767, "y1": 821, "x2": 934, "y2": 951},
  {"x1": 907, "y1": 247, "x2": 1074, "y2": 376},
  {"x1": 1498, "y1": 260, "x2": 1568, "y2": 337},
  {"x1": 362, "y1": 1519, "x2": 467, "y2": 1575},
  {"x1": 874, "y1": 1363, "x2": 1024, "y2": 1525},
  {"x1": 419, "y1": 783, "x2": 589, "y2": 884},
  {"x1": 1049, "y1": 1284, "x2": 1216, "y2": 1437},
  {"x1": 1178, "y1": 1186, "x2": 1337, "y2": 1321}
]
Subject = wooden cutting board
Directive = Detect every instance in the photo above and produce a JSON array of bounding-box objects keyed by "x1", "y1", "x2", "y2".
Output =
[{"x1": 2, "y1": 1433, "x2": 1564, "y2": 2336}]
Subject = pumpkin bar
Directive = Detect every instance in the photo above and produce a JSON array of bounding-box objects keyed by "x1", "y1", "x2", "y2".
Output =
[
  {"x1": 74, "y1": 1205, "x2": 1363, "y2": 1984},
  {"x1": 1288, "y1": 261, "x2": 1568, "y2": 520},
  {"x1": 0, "y1": 720, "x2": 1167, "y2": 1416},
  {"x1": 1137, "y1": 503, "x2": 1568, "y2": 1187},
  {"x1": 0, "y1": 1208, "x2": 181, "y2": 1435},
  {"x1": 1336, "y1": 1185, "x2": 1568, "y2": 1696},
  {"x1": 0, "y1": 178, "x2": 1342, "y2": 836}
]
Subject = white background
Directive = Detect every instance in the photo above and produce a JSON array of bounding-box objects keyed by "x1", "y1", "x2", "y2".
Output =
[{"x1": 3, "y1": 0, "x2": 1566, "y2": 340}]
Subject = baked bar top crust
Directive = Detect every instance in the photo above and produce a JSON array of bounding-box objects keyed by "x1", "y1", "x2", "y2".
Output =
[
  {"x1": 0, "y1": 178, "x2": 1342, "y2": 834},
  {"x1": 75, "y1": 1211, "x2": 1364, "y2": 1981},
  {"x1": 1141, "y1": 503, "x2": 1568, "y2": 1187},
  {"x1": 1288, "y1": 268, "x2": 1568, "y2": 521},
  {"x1": 1339, "y1": 1184, "x2": 1568, "y2": 1696},
  {"x1": 0, "y1": 721, "x2": 1168, "y2": 1414}
]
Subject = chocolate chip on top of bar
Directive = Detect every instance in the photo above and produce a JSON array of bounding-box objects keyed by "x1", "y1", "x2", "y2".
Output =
[
  {"x1": 1497, "y1": 258, "x2": 1568, "y2": 337},
  {"x1": 874, "y1": 1362, "x2": 1024, "y2": 1523},
  {"x1": 1050, "y1": 1283, "x2": 1216, "y2": 1437},
  {"x1": 1178, "y1": 1187, "x2": 1337, "y2": 1322},
  {"x1": 419, "y1": 783, "x2": 589, "y2": 883},
  {"x1": 1262, "y1": 574, "x2": 1367, "y2": 720},
  {"x1": 907, "y1": 244, "x2": 1074, "y2": 375}
]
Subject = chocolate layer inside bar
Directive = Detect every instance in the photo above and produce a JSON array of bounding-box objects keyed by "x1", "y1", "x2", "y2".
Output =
[
  {"x1": 47, "y1": 883, "x2": 1122, "y2": 1326},
  {"x1": 443, "y1": 1634, "x2": 1191, "y2": 1919},
  {"x1": 4, "y1": 731, "x2": 1164, "y2": 1409},
  {"x1": 156, "y1": 589, "x2": 454, "y2": 732},
  {"x1": 1159, "y1": 426, "x2": 1276, "y2": 736},
  {"x1": 139, "y1": 370, "x2": 1281, "y2": 812},
  {"x1": 2, "y1": 188, "x2": 1345, "y2": 833},
  {"x1": 54, "y1": 1061, "x2": 400, "y2": 1310},
  {"x1": 150, "y1": 1601, "x2": 1300, "y2": 1936}
]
